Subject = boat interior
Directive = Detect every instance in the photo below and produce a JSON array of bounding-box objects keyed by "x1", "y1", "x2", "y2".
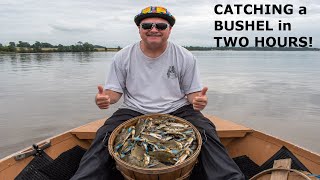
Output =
[{"x1": 1, "y1": 115, "x2": 319, "y2": 180}]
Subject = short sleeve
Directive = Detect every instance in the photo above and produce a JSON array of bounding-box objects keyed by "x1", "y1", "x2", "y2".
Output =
[
  {"x1": 181, "y1": 56, "x2": 202, "y2": 94},
  {"x1": 104, "y1": 56, "x2": 126, "y2": 93}
]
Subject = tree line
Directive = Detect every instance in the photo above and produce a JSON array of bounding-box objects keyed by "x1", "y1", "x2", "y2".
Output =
[
  {"x1": 2, "y1": 42, "x2": 317, "y2": 53},
  {"x1": 0, "y1": 41, "x2": 116, "y2": 53}
]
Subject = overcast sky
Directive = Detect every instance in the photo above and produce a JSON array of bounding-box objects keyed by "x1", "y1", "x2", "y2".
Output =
[{"x1": 1, "y1": 0, "x2": 319, "y2": 47}]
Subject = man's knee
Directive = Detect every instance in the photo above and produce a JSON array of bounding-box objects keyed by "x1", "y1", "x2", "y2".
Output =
[
  {"x1": 103, "y1": 108, "x2": 143, "y2": 126},
  {"x1": 185, "y1": 114, "x2": 216, "y2": 132}
]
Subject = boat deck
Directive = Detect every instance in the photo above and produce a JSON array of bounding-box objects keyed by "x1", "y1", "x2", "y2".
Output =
[{"x1": 70, "y1": 115, "x2": 253, "y2": 146}]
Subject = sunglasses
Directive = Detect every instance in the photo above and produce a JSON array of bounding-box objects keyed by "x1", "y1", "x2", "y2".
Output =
[{"x1": 140, "y1": 23, "x2": 170, "y2": 30}]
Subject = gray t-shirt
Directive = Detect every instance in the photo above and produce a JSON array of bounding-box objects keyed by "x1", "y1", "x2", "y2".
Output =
[{"x1": 104, "y1": 41, "x2": 202, "y2": 114}]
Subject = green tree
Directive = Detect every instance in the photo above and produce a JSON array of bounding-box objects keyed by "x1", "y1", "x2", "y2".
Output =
[
  {"x1": 1, "y1": 46, "x2": 9, "y2": 52},
  {"x1": 8, "y1": 42, "x2": 16, "y2": 52},
  {"x1": 9, "y1": 42, "x2": 15, "y2": 47},
  {"x1": 17, "y1": 41, "x2": 31, "y2": 48},
  {"x1": 70, "y1": 45, "x2": 76, "y2": 52},
  {"x1": 57, "y1": 44, "x2": 65, "y2": 52},
  {"x1": 32, "y1": 41, "x2": 42, "y2": 52},
  {"x1": 17, "y1": 41, "x2": 22, "y2": 47},
  {"x1": 83, "y1": 42, "x2": 95, "y2": 51},
  {"x1": 41, "y1": 42, "x2": 53, "y2": 48}
]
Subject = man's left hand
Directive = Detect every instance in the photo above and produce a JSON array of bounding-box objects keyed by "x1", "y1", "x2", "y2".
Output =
[{"x1": 193, "y1": 87, "x2": 208, "y2": 111}]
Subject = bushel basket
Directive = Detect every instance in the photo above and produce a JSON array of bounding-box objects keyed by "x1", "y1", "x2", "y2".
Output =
[{"x1": 108, "y1": 114, "x2": 202, "y2": 180}]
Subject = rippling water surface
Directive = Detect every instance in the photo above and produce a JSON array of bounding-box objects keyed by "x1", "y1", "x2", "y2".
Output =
[{"x1": 0, "y1": 51, "x2": 319, "y2": 158}]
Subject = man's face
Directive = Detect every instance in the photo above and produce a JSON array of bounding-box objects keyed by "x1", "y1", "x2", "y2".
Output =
[{"x1": 139, "y1": 17, "x2": 172, "y2": 48}]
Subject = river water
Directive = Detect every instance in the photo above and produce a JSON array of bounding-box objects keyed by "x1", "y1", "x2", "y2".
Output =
[{"x1": 0, "y1": 51, "x2": 319, "y2": 158}]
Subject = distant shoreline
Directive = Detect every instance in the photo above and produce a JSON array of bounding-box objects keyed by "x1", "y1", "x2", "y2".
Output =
[
  {"x1": 2, "y1": 41, "x2": 319, "y2": 53},
  {"x1": 0, "y1": 47, "x2": 119, "y2": 53}
]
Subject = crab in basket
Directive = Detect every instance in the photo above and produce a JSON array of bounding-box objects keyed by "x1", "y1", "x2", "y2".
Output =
[{"x1": 113, "y1": 116, "x2": 198, "y2": 168}]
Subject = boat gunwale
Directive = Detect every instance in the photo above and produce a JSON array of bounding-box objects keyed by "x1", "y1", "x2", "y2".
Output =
[{"x1": 249, "y1": 130, "x2": 320, "y2": 165}]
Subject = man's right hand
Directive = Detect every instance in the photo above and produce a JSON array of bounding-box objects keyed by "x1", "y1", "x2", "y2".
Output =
[{"x1": 95, "y1": 85, "x2": 111, "y2": 109}]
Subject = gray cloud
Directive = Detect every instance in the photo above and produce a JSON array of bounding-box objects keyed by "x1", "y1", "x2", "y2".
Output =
[{"x1": 49, "y1": 21, "x2": 99, "y2": 33}]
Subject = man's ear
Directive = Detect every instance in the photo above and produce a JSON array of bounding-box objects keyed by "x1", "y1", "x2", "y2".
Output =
[{"x1": 168, "y1": 26, "x2": 172, "y2": 34}]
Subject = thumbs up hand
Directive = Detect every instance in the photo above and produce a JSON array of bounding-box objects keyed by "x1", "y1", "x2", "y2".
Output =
[
  {"x1": 193, "y1": 87, "x2": 208, "y2": 111},
  {"x1": 95, "y1": 85, "x2": 111, "y2": 109}
]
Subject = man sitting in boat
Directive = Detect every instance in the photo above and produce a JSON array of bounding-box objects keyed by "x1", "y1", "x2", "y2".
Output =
[{"x1": 71, "y1": 6, "x2": 245, "y2": 180}]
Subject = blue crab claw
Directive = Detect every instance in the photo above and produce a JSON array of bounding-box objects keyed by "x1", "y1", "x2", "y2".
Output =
[
  {"x1": 115, "y1": 143, "x2": 123, "y2": 151},
  {"x1": 171, "y1": 149, "x2": 180, "y2": 155}
]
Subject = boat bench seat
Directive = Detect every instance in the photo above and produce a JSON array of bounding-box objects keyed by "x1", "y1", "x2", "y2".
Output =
[{"x1": 71, "y1": 115, "x2": 253, "y2": 140}]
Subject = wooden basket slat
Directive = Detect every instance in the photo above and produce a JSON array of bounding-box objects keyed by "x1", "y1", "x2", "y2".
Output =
[
  {"x1": 117, "y1": 164, "x2": 136, "y2": 179},
  {"x1": 180, "y1": 162, "x2": 195, "y2": 177},
  {"x1": 159, "y1": 169, "x2": 182, "y2": 180},
  {"x1": 133, "y1": 171, "x2": 158, "y2": 180}
]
